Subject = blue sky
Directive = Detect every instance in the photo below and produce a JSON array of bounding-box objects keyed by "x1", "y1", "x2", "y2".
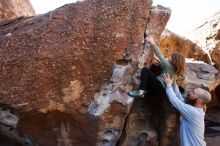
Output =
[{"x1": 30, "y1": 0, "x2": 220, "y2": 36}]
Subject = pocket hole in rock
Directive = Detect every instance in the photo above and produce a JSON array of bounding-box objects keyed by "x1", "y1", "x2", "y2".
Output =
[
  {"x1": 102, "y1": 139, "x2": 111, "y2": 146},
  {"x1": 116, "y1": 59, "x2": 129, "y2": 66},
  {"x1": 104, "y1": 129, "x2": 114, "y2": 136}
]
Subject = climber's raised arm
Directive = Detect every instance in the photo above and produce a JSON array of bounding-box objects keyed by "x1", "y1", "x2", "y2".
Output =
[{"x1": 145, "y1": 36, "x2": 169, "y2": 67}]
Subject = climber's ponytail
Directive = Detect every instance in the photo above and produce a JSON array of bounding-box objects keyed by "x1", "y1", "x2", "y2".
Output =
[{"x1": 170, "y1": 52, "x2": 186, "y2": 78}]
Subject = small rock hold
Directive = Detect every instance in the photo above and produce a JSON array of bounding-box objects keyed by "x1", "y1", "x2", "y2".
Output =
[{"x1": 5, "y1": 33, "x2": 12, "y2": 38}]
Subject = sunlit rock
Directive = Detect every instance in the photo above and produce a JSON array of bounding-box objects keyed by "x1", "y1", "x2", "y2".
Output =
[
  {"x1": 159, "y1": 29, "x2": 211, "y2": 64},
  {"x1": 0, "y1": 0, "x2": 35, "y2": 20},
  {"x1": 186, "y1": 10, "x2": 220, "y2": 70}
]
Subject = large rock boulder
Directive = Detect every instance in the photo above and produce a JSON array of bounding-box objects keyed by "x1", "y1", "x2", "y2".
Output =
[
  {"x1": 184, "y1": 59, "x2": 220, "y2": 91},
  {"x1": 0, "y1": 0, "x2": 35, "y2": 20},
  {"x1": 158, "y1": 29, "x2": 211, "y2": 64},
  {"x1": 0, "y1": 0, "x2": 172, "y2": 145},
  {"x1": 187, "y1": 10, "x2": 220, "y2": 70}
]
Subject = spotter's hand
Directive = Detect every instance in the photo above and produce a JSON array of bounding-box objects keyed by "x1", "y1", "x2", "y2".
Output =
[{"x1": 162, "y1": 73, "x2": 173, "y2": 84}]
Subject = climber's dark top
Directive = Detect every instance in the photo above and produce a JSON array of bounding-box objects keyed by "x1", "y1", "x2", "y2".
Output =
[{"x1": 151, "y1": 44, "x2": 176, "y2": 88}]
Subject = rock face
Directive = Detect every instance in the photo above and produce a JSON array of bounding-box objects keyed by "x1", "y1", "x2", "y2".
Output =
[
  {"x1": 0, "y1": 0, "x2": 35, "y2": 20},
  {"x1": 158, "y1": 29, "x2": 211, "y2": 64},
  {"x1": 0, "y1": 0, "x2": 172, "y2": 145},
  {"x1": 186, "y1": 11, "x2": 220, "y2": 70},
  {"x1": 185, "y1": 60, "x2": 220, "y2": 91},
  {"x1": 205, "y1": 106, "x2": 220, "y2": 146},
  {"x1": 184, "y1": 60, "x2": 220, "y2": 106}
]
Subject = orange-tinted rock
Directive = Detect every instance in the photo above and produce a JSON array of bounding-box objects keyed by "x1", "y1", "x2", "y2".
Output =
[
  {"x1": 0, "y1": 0, "x2": 172, "y2": 145},
  {"x1": 0, "y1": 0, "x2": 35, "y2": 20},
  {"x1": 211, "y1": 42, "x2": 220, "y2": 69},
  {"x1": 0, "y1": 0, "x2": 151, "y2": 117},
  {"x1": 158, "y1": 29, "x2": 211, "y2": 64}
]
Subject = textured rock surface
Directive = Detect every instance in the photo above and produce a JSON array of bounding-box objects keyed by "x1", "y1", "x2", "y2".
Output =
[
  {"x1": 183, "y1": 60, "x2": 220, "y2": 107},
  {"x1": 0, "y1": 0, "x2": 35, "y2": 20},
  {"x1": 205, "y1": 107, "x2": 220, "y2": 146},
  {"x1": 184, "y1": 60, "x2": 220, "y2": 91},
  {"x1": 158, "y1": 29, "x2": 211, "y2": 64},
  {"x1": 186, "y1": 11, "x2": 220, "y2": 69},
  {"x1": 0, "y1": 0, "x2": 173, "y2": 145}
]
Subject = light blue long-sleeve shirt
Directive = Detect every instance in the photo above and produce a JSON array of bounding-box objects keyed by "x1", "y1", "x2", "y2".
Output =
[{"x1": 166, "y1": 83, "x2": 206, "y2": 146}]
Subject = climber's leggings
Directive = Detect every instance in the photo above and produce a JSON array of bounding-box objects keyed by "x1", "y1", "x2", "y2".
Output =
[
  {"x1": 139, "y1": 67, "x2": 180, "y2": 146},
  {"x1": 139, "y1": 67, "x2": 164, "y2": 94}
]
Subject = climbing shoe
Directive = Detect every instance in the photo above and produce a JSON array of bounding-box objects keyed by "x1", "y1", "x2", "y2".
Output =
[{"x1": 127, "y1": 90, "x2": 145, "y2": 98}]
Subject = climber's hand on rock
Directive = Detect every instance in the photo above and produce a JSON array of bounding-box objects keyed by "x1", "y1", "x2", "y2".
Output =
[
  {"x1": 162, "y1": 73, "x2": 173, "y2": 84},
  {"x1": 145, "y1": 35, "x2": 155, "y2": 45}
]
